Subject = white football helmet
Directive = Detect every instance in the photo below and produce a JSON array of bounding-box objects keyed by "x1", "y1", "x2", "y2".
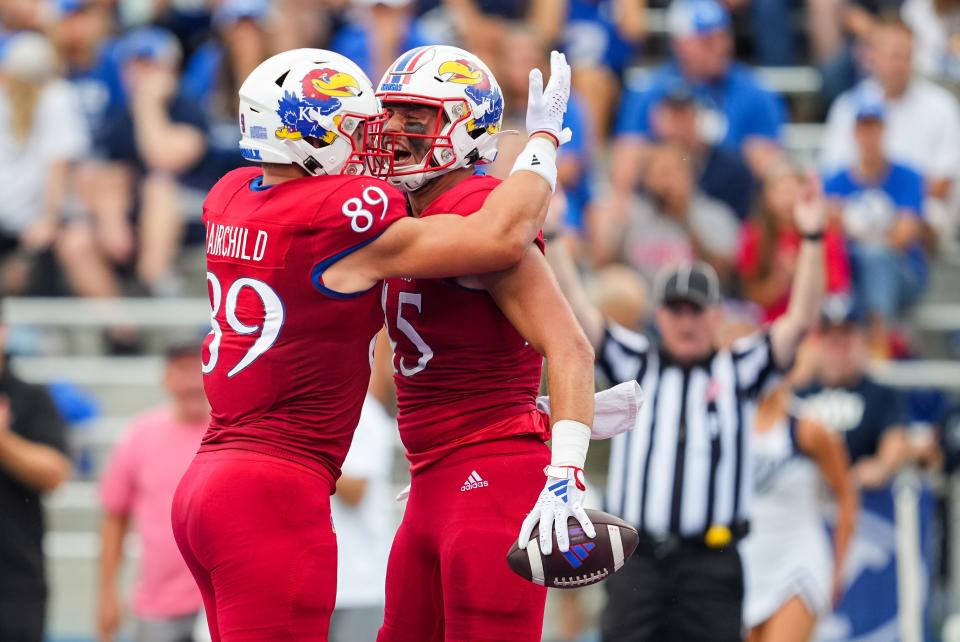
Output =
[
  {"x1": 376, "y1": 45, "x2": 505, "y2": 191},
  {"x1": 238, "y1": 49, "x2": 390, "y2": 176}
]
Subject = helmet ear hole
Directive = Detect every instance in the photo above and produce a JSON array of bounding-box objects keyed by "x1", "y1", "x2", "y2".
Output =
[
  {"x1": 303, "y1": 135, "x2": 332, "y2": 149},
  {"x1": 275, "y1": 71, "x2": 290, "y2": 87}
]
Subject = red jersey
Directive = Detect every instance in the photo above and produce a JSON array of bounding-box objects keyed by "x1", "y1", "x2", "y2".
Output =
[
  {"x1": 199, "y1": 167, "x2": 406, "y2": 484},
  {"x1": 383, "y1": 175, "x2": 548, "y2": 472}
]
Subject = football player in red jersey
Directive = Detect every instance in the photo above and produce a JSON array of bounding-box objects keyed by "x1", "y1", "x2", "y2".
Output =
[
  {"x1": 367, "y1": 46, "x2": 597, "y2": 642},
  {"x1": 170, "y1": 48, "x2": 574, "y2": 641}
]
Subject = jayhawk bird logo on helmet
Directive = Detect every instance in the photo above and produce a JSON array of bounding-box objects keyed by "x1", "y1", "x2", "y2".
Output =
[
  {"x1": 275, "y1": 68, "x2": 363, "y2": 143},
  {"x1": 435, "y1": 59, "x2": 503, "y2": 135}
]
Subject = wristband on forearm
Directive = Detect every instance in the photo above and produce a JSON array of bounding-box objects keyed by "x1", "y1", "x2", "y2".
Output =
[
  {"x1": 510, "y1": 136, "x2": 558, "y2": 192},
  {"x1": 549, "y1": 419, "x2": 591, "y2": 469},
  {"x1": 802, "y1": 230, "x2": 825, "y2": 242}
]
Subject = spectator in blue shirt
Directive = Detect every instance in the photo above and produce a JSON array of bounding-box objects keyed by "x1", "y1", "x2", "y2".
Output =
[
  {"x1": 91, "y1": 27, "x2": 209, "y2": 296},
  {"x1": 180, "y1": 0, "x2": 270, "y2": 193},
  {"x1": 48, "y1": 0, "x2": 131, "y2": 285},
  {"x1": 49, "y1": 0, "x2": 124, "y2": 134},
  {"x1": 823, "y1": 94, "x2": 929, "y2": 356},
  {"x1": 797, "y1": 298, "x2": 915, "y2": 486},
  {"x1": 334, "y1": 0, "x2": 417, "y2": 81},
  {"x1": 610, "y1": 0, "x2": 786, "y2": 207},
  {"x1": 562, "y1": 0, "x2": 646, "y2": 143},
  {"x1": 650, "y1": 81, "x2": 755, "y2": 220},
  {"x1": 411, "y1": 0, "x2": 565, "y2": 82}
]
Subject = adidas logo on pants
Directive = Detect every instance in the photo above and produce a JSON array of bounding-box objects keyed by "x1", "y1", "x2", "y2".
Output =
[{"x1": 460, "y1": 470, "x2": 489, "y2": 492}]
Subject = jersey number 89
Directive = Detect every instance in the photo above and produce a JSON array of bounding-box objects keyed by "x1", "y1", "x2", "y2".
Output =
[
  {"x1": 202, "y1": 272, "x2": 285, "y2": 378},
  {"x1": 342, "y1": 186, "x2": 388, "y2": 233}
]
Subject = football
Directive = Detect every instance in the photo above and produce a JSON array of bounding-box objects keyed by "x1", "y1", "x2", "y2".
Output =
[{"x1": 506, "y1": 509, "x2": 639, "y2": 589}]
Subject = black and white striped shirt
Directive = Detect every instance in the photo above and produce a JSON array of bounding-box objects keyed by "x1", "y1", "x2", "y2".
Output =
[{"x1": 599, "y1": 323, "x2": 782, "y2": 538}]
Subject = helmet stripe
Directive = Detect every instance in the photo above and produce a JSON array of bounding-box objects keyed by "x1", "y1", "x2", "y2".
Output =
[
  {"x1": 390, "y1": 47, "x2": 421, "y2": 84},
  {"x1": 402, "y1": 47, "x2": 431, "y2": 84}
]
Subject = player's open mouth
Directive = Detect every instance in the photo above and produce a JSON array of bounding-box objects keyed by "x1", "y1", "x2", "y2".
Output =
[{"x1": 393, "y1": 148, "x2": 414, "y2": 165}]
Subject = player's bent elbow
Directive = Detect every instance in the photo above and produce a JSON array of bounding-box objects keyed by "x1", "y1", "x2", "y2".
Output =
[
  {"x1": 547, "y1": 330, "x2": 595, "y2": 370},
  {"x1": 571, "y1": 331, "x2": 596, "y2": 366},
  {"x1": 505, "y1": 236, "x2": 530, "y2": 265},
  {"x1": 487, "y1": 234, "x2": 528, "y2": 271}
]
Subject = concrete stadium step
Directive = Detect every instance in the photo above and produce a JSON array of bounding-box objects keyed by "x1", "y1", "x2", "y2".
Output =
[
  {"x1": 46, "y1": 482, "x2": 102, "y2": 532},
  {"x1": 45, "y1": 535, "x2": 136, "y2": 639},
  {"x1": 5, "y1": 297, "x2": 209, "y2": 328},
  {"x1": 13, "y1": 355, "x2": 165, "y2": 384},
  {"x1": 905, "y1": 259, "x2": 960, "y2": 357},
  {"x1": 12, "y1": 355, "x2": 168, "y2": 416},
  {"x1": 924, "y1": 260, "x2": 960, "y2": 307}
]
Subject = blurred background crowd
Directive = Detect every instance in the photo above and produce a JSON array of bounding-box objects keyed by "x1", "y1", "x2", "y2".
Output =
[{"x1": 1, "y1": 0, "x2": 960, "y2": 640}]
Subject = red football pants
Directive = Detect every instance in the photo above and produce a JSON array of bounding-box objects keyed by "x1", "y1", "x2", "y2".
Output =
[
  {"x1": 377, "y1": 435, "x2": 550, "y2": 642},
  {"x1": 171, "y1": 449, "x2": 337, "y2": 641}
]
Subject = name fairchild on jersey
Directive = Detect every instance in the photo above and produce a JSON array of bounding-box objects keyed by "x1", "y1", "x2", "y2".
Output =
[{"x1": 206, "y1": 221, "x2": 269, "y2": 262}]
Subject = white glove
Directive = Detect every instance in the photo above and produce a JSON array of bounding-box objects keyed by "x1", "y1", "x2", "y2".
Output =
[
  {"x1": 518, "y1": 465, "x2": 595, "y2": 555},
  {"x1": 526, "y1": 50, "x2": 572, "y2": 146}
]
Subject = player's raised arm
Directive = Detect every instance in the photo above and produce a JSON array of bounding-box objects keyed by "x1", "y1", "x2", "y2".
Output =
[{"x1": 324, "y1": 52, "x2": 573, "y2": 291}]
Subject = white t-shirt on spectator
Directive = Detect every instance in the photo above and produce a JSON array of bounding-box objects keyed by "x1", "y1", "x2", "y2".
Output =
[
  {"x1": 331, "y1": 395, "x2": 396, "y2": 609},
  {"x1": 902, "y1": 0, "x2": 960, "y2": 84},
  {"x1": 0, "y1": 79, "x2": 89, "y2": 235},
  {"x1": 622, "y1": 193, "x2": 740, "y2": 285},
  {"x1": 819, "y1": 77, "x2": 960, "y2": 180}
]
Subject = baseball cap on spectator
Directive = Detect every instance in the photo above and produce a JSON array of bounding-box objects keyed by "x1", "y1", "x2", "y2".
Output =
[
  {"x1": 655, "y1": 262, "x2": 722, "y2": 308},
  {"x1": 661, "y1": 79, "x2": 697, "y2": 107},
  {"x1": 214, "y1": 0, "x2": 271, "y2": 26},
  {"x1": 116, "y1": 27, "x2": 182, "y2": 67},
  {"x1": 55, "y1": 0, "x2": 90, "y2": 15},
  {"x1": 1, "y1": 32, "x2": 58, "y2": 81},
  {"x1": 667, "y1": 0, "x2": 730, "y2": 38},
  {"x1": 854, "y1": 91, "x2": 886, "y2": 122},
  {"x1": 820, "y1": 294, "x2": 866, "y2": 328},
  {"x1": 351, "y1": 0, "x2": 412, "y2": 6}
]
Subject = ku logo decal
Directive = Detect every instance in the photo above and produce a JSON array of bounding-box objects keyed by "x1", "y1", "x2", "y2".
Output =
[
  {"x1": 435, "y1": 59, "x2": 503, "y2": 135},
  {"x1": 275, "y1": 68, "x2": 362, "y2": 143}
]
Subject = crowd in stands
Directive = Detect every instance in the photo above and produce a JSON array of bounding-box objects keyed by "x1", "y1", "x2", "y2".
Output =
[
  {"x1": 1, "y1": 0, "x2": 959, "y2": 639},
  {"x1": 1, "y1": 0, "x2": 956, "y2": 362}
]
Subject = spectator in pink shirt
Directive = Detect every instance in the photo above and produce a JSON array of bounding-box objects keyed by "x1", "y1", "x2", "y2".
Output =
[{"x1": 97, "y1": 338, "x2": 208, "y2": 642}]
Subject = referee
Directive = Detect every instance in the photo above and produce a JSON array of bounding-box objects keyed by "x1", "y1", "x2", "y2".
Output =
[{"x1": 544, "y1": 175, "x2": 827, "y2": 642}]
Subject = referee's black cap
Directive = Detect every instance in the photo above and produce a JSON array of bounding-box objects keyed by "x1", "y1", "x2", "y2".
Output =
[{"x1": 655, "y1": 262, "x2": 722, "y2": 309}]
